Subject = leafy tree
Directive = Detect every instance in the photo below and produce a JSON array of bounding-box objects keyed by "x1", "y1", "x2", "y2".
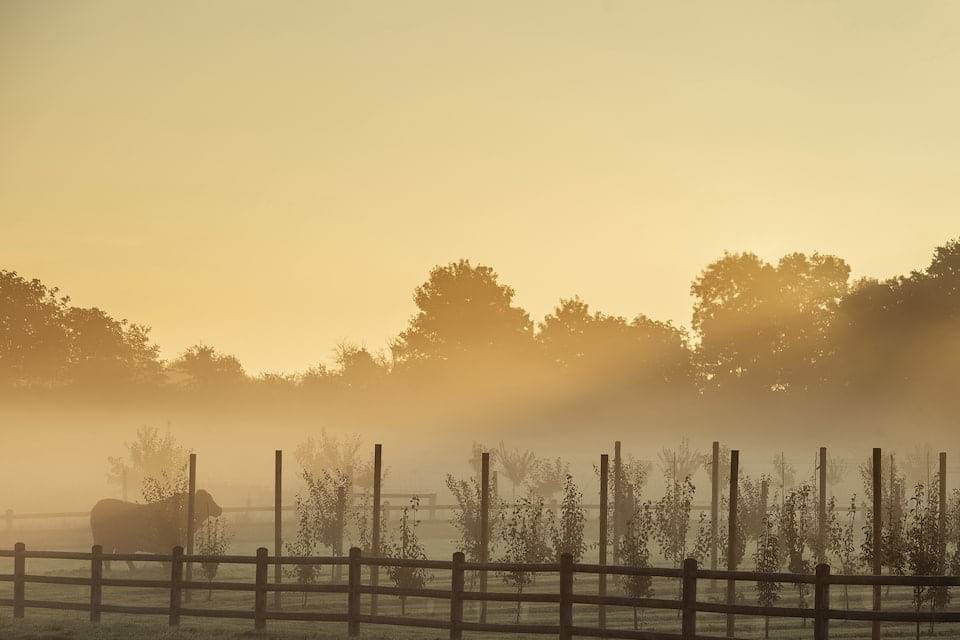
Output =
[
  {"x1": 385, "y1": 498, "x2": 431, "y2": 616},
  {"x1": 302, "y1": 469, "x2": 352, "y2": 580},
  {"x1": 653, "y1": 478, "x2": 695, "y2": 570},
  {"x1": 827, "y1": 456, "x2": 849, "y2": 489},
  {"x1": 618, "y1": 502, "x2": 655, "y2": 630},
  {"x1": 657, "y1": 438, "x2": 701, "y2": 484},
  {"x1": 107, "y1": 425, "x2": 187, "y2": 500},
  {"x1": 171, "y1": 344, "x2": 246, "y2": 389},
  {"x1": 393, "y1": 260, "x2": 534, "y2": 366},
  {"x1": 754, "y1": 516, "x2": 782, "y2": 639},
  {"x1": 284, "y1": 494, "x2": 318, "y2": 606},
  {"x1": 64, "y1": 306, "x2": 162, "y2": 388},
  {"x1": 905, "y1": 484, "x2": 940, "y2": 640},
  {"x1": 779, "y1": 483, "x2": 814, "y2": 623},
  {"x1": 496, "y1": 442, "x2": 536, "y2": 498},
  {"x1": 295, "y1": 430, "x2": 374, "y2": 491},
  {"x1": 692, "y1": 252, "x2": 850, "y2": 392},
  {"x1": 527, "y1": 457, "x2": 570, "y2": 500},
  {"x1": 772, "y1": 453, "x2": 796, "y2": 507},
  {"x1": 830, "y1": 497, "x2": 859, "y2": 611},
  {"x1": 547, "y1": 474, "x2": 586, "y2": 563},
  {"x1": 0, "y1": 270, "x2": 71, "y2": 387},
  {"x1": 197, "y1": 517, "x2": 232, "y2": 600},
  {"x1": 445, "y1": 473, "x2": 501, "y2": 587},
  {"x1": 498, "y1": 495, "x2": 551, "y2": 623}
]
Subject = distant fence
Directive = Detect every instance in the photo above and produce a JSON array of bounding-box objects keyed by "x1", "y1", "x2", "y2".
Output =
[
  {"x1": 4, "y1": 543, "x2": 960, "y2": 640},
  {"x1": 2, "y1": 493, "x2": 440, "y2": 531}
]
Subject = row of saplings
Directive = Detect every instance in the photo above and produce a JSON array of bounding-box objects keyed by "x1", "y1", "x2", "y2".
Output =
[{"x1": 280, "y1": 461, "x2": 960, "y2": 639}]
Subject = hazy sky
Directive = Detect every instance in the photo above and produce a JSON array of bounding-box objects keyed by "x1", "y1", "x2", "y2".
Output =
[{"x1": 3, "y1": 1, "x2": 959, "y2": 374}]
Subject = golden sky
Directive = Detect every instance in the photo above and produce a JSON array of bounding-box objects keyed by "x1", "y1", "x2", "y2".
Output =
[{"x1": 2, "y1": 1, "x2": 959, "y2": 374}]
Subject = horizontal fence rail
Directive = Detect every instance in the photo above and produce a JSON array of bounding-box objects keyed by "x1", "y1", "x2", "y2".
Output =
[{"x1": 4, "y1": 543, "x2": 960, "y2": 639}]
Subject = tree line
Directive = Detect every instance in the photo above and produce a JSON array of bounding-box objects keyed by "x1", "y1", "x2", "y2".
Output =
[{"x1": 3, "y1": 239, "x2": 959, "y2": 428}]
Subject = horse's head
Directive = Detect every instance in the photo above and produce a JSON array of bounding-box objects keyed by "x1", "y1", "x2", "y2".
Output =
[{"x1": 194, "y1": 489, "x2": 223, "y2": 523}]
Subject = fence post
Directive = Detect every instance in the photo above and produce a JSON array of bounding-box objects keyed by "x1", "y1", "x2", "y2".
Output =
[
  {"x1": 254, "y1": 546, "x2": 267, "y2": 630},
  {"x1": 599, "y1": 453, "x2": 609, "y2": 630},
  {"x1": 726, "y1": 450, "x2": 739, "y2": 639},
  {"x1": 274, "y1": 449, "x2": 282, "y2": 610},
  {"x1": 348, "y1": 547, "x2": 361, "y2": 637},
  {"x1": 169, "y1": 546, "x2": 183, "y2": 627},
  {"x1": 450, "y1": 551, "x2": 465, "y2": 640},
  {"x1": 818, "y1": 447, "x2": 827, "y2": 562},
  {"x1": 90, "y1": 544, "x2": 103, "y2": 623},
  {"x1": 559, "y1": 553, "x2": 573, "y2": 640},
  {"x1": 185, "y1": 453, "x2": 196, "y2": 604},
  {"x1": 681, "y1": 558, "x2": 698, "y2": 640},
  {"x1": 872, "y1": 447, "x2": 882, "y2": 640},
  {"x1": 371, "y1": 443, "x2": 382, "y2": 615},
  {"x1": 13, "y1": 542, "x2": 24, "y2": 619},
  {"x1": 815, "y1": 563, "x2": 830, "y2": 640}
]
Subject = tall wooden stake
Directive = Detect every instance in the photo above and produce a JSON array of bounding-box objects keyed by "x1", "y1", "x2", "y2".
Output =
[
  {"x1": 613, "y1": 441, "x2": 622, "y2": 563},
  {"x1": 371, "y1": 443, "x2": 382, "y2": 615},
  {"x1": 939, "y1": 452, "x2": 947, "y2": 553},
  {"x1": 599, "y1": 454, "x2": 609, "y2": 630},
  {"x1": 726, "y1": 449, "x2": 739, "y2": 639},
  {"x1": 819, "y1": 446, "x2": 827, "y2": 562},
  {"x1": 274, "y1": 449, "x2": 282, "y2": 609},
  {"x1": 185, "y1": 453, "x2": 196, "y2": 604},
  {"x1": 872, "y1": 447, "x2": 882, "y2": 640},
  {"x1": 711, "y1": 441, "x2": 719, "y2": 589},
  {"x1": 480, "y1": 452, "x2": 490, "y2": 624}
]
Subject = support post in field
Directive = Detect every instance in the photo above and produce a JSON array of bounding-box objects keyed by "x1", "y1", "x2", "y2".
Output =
[
  {"x1": 726, "y1": 449, "x2": 739, "y2": 639},
  {"x1": 335, "y1": 485, "x2": 347, "y2": 582},
  {"x1": 90, "y1": 544, "x2": 103, "y2": 623},
  {"x1": 185, "y1": 452, "x2": 196, "y2": 603},
  {"x1": 348, "y1": 547, "x2": 361, "y2": 637},
  {"x1": 599, "y1": 453, "x2": 609, "y2": 630},
  {"x1": 613, "y1": 440, "x2": 622, "y2": 563},
  {"x1": 711, "y1": 440, "x2": 719, "y2": 590},
  {"x1": 559, "y1": 553, "x2": 573, "y2": 640},
  {"x1": 371, "y1": 443, "x2": 382, "y2": 615},
  {"x1": 254, "y1": 546, "x2": 268, "y2": 630},
  {"x1": 450, "y1": 551, "x2": 465, "y2": 640},
  {"x1": 169, "y1": 545, "x2": 184, "y2": 627},
  {"x1": 479, "y1": 451, "x2": 490, "y2": 624},
  {"x1": 872, "y1": 447, "x2": 882, "y2": 640},
  {"x1": 13, "y1": 541, "x2": 25, "y2": 618},
  {"x1": 428, "y1": 493, "x2": 437, "y2": 520},
  {"x1": 814, "y1": 563, "x2": 830, "y2": 640},
  {"x1": 681, "y1": 557, "x2": 698, "y2": 640},
  {"x1": 274, "y1": 449, "x2": 282, "y2": 609},
  {"x1": 819, "y1": 446, "x2": 827, "y2": 562},
  {"x1": 939, "y1": 452, "x2": 947, "y2": 548},
  {"x1": 4, "y1": 509, "x2": 13, "y2": 533}
]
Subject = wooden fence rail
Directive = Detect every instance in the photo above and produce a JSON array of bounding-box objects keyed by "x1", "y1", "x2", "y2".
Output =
[{"x1": 3, "y1": 543, "x2": 960, "y2": 639}]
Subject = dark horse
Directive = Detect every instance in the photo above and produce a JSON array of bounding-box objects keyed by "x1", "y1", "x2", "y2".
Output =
[{"x1": 90, "y1": 490, "x2": 222, "y2": 571}]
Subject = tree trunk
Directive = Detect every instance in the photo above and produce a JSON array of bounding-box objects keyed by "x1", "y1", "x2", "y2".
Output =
[
  {"x1": 764, "y1": 615, "x2": 769, "y2": 639},
  {"x1": 633, "y1": 606, "x2": 638, "y2": 630}
]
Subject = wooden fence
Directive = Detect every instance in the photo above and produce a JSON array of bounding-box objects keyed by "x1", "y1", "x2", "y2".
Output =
[{"x1": 4, "y1": 543, "x2": 960, "y2": 640}]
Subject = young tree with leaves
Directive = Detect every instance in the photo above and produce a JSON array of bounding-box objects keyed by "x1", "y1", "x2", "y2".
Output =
[
  {"x1": 830, "y1": 497, "x2": 859, "y2": 611},
  {"x1": 284, "y1": 494, "x2": 318, "y2": 606},
  {"x1": 496, "y1": 442, "x2": 536, "y2": 498},
  {"x1": 385, "y1": 497, "x2": 431, "y2": 616},
  {"x1": 548, "y1": 474, "x2": 586, "y2": 563},
  {"x1": 779, "y1": 483, "x2": 814, "y2": 624},
  {"x1": 657, "y1": 437, "x2": 701, "y2": 484},
  {"x1": 754, "y1": 516, "x2": 782, "y2": 639},
  {"x1": 653, "y1": 477, "x2": 695, "y2": 589},
  {"x1": 445, "y1": 473, "x2": 501, "y2": 588},
  {"x1": 197, "y1": 517, "x2": 232, "y2": 600},
  {"x1": 618, "y1": 502, "x2": 655, "y2": 630},
  {"x1": 498, "y1": 495, "x2": 551, "y2": 623}
]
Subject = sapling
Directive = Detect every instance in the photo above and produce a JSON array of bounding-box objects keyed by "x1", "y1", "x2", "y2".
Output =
[
  {"x1": 445, "y1": 472, "x2": 502, "y2": 588},
  {"x1": 905, "y1": 483, "x2": 938, "y2": 640},
  {"x1": 618, "y1": 502, "x2": 654, "y2": 630},
  {"x1": 196, "y1": 516, "x2": 232, "y2": 600},
  {"x1": 657, "y1": 437, "x2": 701, "y2": 485},
  {"x1": 284, "y1": 494, "x2": 318, "y2": 606},
  {"x1": 548, "y1": 474, "x2": 586, "y2": 563},
  {"x1": 385, "y1": 497, "x2": 431, "y2": 616},
  {"x1": 527, "y1": 457, "x2": 570, "y2": 500},
  {"x1": 496, "y1": 442, "x2": 537, "y2": 498},
  {"x1": 779, "y1": 483, "x2": 813, "y2": 625},
  {"x1": 830, "y1": 496, "x2": 859, "y2": 612},
  {"x1": 498, "y1": 495, "x2": 551, "y2": 623},
  {"x1": 754, "y1": 516, "x2": 782, "y2": 639}
]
